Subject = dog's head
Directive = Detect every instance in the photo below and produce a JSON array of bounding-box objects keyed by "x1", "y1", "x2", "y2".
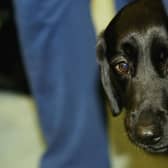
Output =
[{"x1": 97, "y1": 0, "x2": 168, "y2": 153}]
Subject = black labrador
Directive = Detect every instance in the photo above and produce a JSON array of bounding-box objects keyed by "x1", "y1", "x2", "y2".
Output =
[{"x1": 97, "y1": 0, "x2": 168, "y2": 153}]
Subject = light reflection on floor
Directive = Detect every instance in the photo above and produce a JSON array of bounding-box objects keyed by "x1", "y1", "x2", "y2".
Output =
[{"x1": 0, "y1": 93, "x2": 45, "y2": 168}]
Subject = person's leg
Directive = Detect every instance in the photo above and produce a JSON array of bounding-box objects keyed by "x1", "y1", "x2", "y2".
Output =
[
  {"x1": 13, "y1": 0, "x2": 110, "y2": 168},
  {"x1": 115, "y1": 0, "x2": 133, "y2": 11},
  {"x1": 162, "y1": 0, "x2": 168, "y2": 13}
]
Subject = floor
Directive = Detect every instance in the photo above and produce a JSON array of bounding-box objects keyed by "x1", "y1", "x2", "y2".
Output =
[
  {"x1": 0, "y1": 93, "x2": 45, "y2": 168},
  {"x1": 1, "y1": 94, "x2": 168, "y2": 168}
]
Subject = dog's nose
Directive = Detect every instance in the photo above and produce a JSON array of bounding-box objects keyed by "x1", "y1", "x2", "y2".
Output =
[{"x1": 135, "y1": 125, "x2": 161, "y2": 145}]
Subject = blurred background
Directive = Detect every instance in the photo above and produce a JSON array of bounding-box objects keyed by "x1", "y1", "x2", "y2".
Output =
[{"x1": 0, "y1": 0, "x2": 168, "y2": 168}]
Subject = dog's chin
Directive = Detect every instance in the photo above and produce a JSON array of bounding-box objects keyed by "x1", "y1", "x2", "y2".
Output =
[
  {"x1": 137, "y1": 143, "x2": 168, "y2": 153},
  {"x1": 127, "y1": 132, "x2": 168, "y2": 153}
]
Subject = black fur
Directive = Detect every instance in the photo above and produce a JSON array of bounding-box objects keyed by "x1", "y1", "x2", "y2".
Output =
[{"x1": 97, "y1": 0, "x2": 168, "y2": 153}]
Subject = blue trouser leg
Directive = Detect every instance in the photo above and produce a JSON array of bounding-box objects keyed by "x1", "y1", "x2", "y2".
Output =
[
  {"x1": 13, "y1": 0, "x2": 110, "y2": 168},
  {"x1": 115, "y1": 0, "x2": 133, "y2": 11},
  {"x1": 162, "y1": 0, "x2": 168, "y2": 13},
  {"x1": 115, "y1": 0, "x2": 168, "y2": 12}
]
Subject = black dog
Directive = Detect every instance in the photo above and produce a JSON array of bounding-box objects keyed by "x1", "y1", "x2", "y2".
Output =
[{"x1": 97, "y1": 0, "x2": 168, "y2": 153}]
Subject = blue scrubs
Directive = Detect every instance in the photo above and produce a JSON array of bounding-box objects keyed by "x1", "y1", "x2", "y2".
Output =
[
  {"x1": 13, "y1": 0, "x2": 110, "y2": 168},
  {"x1": 162, "y1": 0, "x2": 168, "y2": 13},
  {"x1": 115, "y1": 0, "x2": 132, "y2": 11},
  {"x1": 115, "y1": 0, "x2": 168, "y2": 13}
]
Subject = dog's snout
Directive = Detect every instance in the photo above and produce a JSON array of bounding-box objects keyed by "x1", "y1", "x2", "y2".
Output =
[
  {"x1": 135, "y1": 124, "x2": 161, "y2": 145},
  {"x1": 133, "y1": 108, "x2": 164, "y2": 145}
]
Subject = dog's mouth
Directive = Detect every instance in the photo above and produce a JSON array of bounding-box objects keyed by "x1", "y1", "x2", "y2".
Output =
[
  {"x1": 127, "y1": 131, "x2": 168, "y2": 153},
  {"x1": 137, "y1": 142, "x2": 168, "y2": 153},
  {"x1": 148, "y1": 145, "x2": 168, "y2": 153}
]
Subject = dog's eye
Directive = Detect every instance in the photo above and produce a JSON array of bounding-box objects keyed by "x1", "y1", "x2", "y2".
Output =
[{"x1": 115, "y1": 62, "x2": 130, "y2": 75}]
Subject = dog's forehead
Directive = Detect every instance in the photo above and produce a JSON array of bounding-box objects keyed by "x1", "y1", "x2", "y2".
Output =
[
  {"x1": 104, "y1": 0, "x2": 168, "y2": 46},
  {"x1": 121, "y1": 26, "x2": 168, "y2": 45}
]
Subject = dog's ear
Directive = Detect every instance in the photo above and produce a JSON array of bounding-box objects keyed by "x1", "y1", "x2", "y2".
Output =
[{"x1": 96, "y1": 34, "x2": 121, "y2": 116}]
